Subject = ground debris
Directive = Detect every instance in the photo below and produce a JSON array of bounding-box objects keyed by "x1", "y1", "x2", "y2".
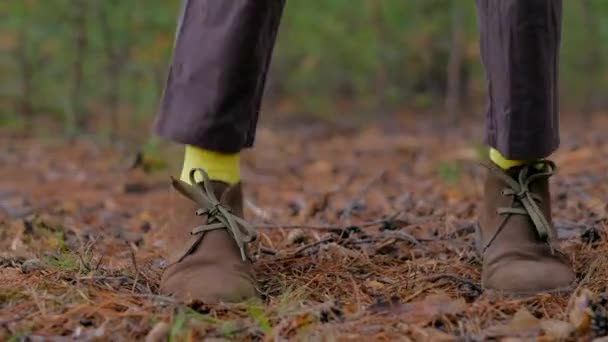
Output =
[
  {"x1": 368, "y1": 292, "x2": 466, "y2": 325},
  {"x1": 2, "y1": 118, "x2": 608, "y2": 339}
]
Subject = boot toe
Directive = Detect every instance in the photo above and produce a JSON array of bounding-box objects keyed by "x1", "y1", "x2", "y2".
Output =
[
  {"x1": 160, "y1": 262, "x2": 257, "y2": 303},
  {"x1": 483, "y1": 257, "x2": 575, "y2": 295}
]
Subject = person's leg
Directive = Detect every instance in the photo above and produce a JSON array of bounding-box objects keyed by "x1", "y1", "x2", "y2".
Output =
[
  {"x1": 156, "y1": 0, "x2": 285, "y2": 186},
  {"x1": 156, "y1": 0, "x2": 285, "y2": 303},
  {"x1": 478, "y1": 0, "x2": 560, "y2": 161},
  {"x1": 156, "y1": 0, "x2": 284, "y2": 153},
  {"x1": 476, "y1": 0, "x2": 574, "y2": 294}
]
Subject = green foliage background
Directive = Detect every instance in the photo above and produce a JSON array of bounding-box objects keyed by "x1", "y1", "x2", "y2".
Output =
[{"x1": 0, "y1": 1, "x2": 606, "y2": 136}]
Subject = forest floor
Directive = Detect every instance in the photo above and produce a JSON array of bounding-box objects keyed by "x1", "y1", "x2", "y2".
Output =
[{"x1": 2, "y1": 115, "x2": 608, "y2": 341}]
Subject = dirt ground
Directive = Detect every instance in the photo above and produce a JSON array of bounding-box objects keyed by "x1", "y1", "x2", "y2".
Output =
[{"x1": 2, "y1": 116, "x2": 608, "y2": 341}]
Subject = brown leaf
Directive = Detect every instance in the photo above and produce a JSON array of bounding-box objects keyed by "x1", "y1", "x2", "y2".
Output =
[
  {"x1": 569, "y1": 289, "x2": 593, "y2": 333},
  {"x1": 482, "y1": 308, "x2": 542, "y2": 339},
  {"x1": 509, "y1": 308, "x2": 541, "y2": 330},
  {"x1": 410, "y1": 327, "x2": 456, "y2": 342},
  {"x1": 145, "y1": 321, "x2": 170, "y2": 342},
  {"x1": 286, "y1": 229, "x2": 306, "y2": 245},
  {"x1": 364, "y1": 280, "x2": 385, "y2": 292},
  {"x1": 540, "y1": 319, "x2": 575, "y2": 340}
]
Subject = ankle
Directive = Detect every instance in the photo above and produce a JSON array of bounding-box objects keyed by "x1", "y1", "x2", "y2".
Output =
[
  {"x1": 180, "y1": 145, "x2": 241, "y2": 185},
  {"x1": 489, "y1": 148, "x2": 529, "y2": 170},
  {"x1": 489, "y1": 147, "x2": 549, "y2": 171}
]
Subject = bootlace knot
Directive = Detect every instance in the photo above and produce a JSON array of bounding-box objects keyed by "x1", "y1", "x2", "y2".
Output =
[
  {"x1": 514, "y1": 184, "x2": 529, "y2": 199},
  {"x1": 181, "y1": 168, "x2": 256, "y2": 261},
  {"x1": 195, "y1": 203, "x2": 228, "y2": 217},
  {"x1": 485, "y1": 160, "x2": 557, "y2": 253}
]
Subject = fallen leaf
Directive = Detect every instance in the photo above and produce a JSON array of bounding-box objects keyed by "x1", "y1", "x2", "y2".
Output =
[
  {"x1": 509, "y1": 308, "x2": 541, "y2": 330},
  {"x1": 540, "y1": 319, "x2": 575, "y2": 340},
  {"x1": 569, "y1": 289, "x2": 593, "y2": 333},
  {"x1": 411, "y1": 327, "x2": 456, "y2": 342},
  {"x1": 137, "y1": 211, "x2": 152, "y2": 222},
  {"x1": 321, "y1": 243, "x2": 360, "y2": 259},
  {"x1": 308, "y1": 160, "x2": 333, "y2": 174},
  {"x1": 286, "y1": 229, "x2": 306, "y2": 245},
  {"x1": 585, "y1": 197, "x2": 606, "y2": 217},
  {"x1": 145, "y1": 321, "x2": 170, "y2": 342},
  {"x1": 292, "y1": 312, "x2": 315, "y2": 329},
  {"x1": 341, "y1": 302, "x2": 362, "y2": 317},
  {"x1": 482, "y1": 308, "x2": 542, "y2": 339},
  {"x1": 364, "y1": 280, "x2": 385, "y2": 292}
]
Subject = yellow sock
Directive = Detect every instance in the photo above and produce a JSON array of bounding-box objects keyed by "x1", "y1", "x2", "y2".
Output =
[
  {"x1": 180, "y1": 145, "x2": 240, "y2": 185},
  {"x1": 489, "y1": 148, "x2": 528, "y2": 170}
]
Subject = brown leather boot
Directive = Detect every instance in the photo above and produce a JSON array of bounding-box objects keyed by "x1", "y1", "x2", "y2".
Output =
[
  {"x1": 160, "y1": 168, "x2": 258, "y2": 303},
  {"x1": 478, "y1": 161, "x2": 575, "y2": 295}
]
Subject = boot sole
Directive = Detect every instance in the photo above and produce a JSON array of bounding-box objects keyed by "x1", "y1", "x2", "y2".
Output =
[
  {"x1": 474, "y1": 223, "x2": 576, "y2": 298},
  {"x1": 483, "y1": 283, "x2": 576, "y2": 298}
]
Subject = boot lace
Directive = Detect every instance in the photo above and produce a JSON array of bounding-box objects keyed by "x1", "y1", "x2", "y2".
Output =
[
  {"x1": 172, "y1": 168, "x2": 257, "y2": 262},
  {"x1": 483, "y1": 160, "x2": 556, "y2": 253}
]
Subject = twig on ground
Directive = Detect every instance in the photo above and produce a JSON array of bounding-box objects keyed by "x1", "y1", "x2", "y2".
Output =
[
  {"x1": 293, "y1": 237, "x2": 334, "y2": 257},
  {"x1": 94, "y1": 253, "x2": 105, "y2": 271},
  {"x1": 255, "y1": 210, "x2": 404, "y2": 230},
  {"x1": 423, "y1": 273, "x2": 481, "y2": 292},
  {"x1": 127, "y1": 242, "x2": 140, "y2": 293},
  {"x1": 382, "y1": 230, "x2": 426, "y2": 248},
  {"x1": 442, "y1": 223, "x2": 476, "y2": 239},
  {"x1": 83, "y1": 236, "x2": 99, "y2": 258},
  {"x1": 77, "y1": 252, "x2": 91, "y2": 274},
  {"x1": 28, "y1": 286, "x2": 46, "y2": 316},
  {"x1": 401, "y1": 283, "x2": 437, "y2": 303},
  {"x1": 254, "y1": 222, "x2": 340, "y2": 230},
  {"x1": 245, "y1": 199, "x2": 273, "y2": 221},
  {"x1": 258, "y1": 246, "x2": 277, "y2": 255},
  {"x1": 78, "y1": 275, "x2": 131, "y2": 282}
]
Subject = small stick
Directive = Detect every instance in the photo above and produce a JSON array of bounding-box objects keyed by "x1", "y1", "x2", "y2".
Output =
[
  {"x1": 293, "y1": 237, "x2": 333, "y2": 256},
  {"x1": 424, "y1": 273, "x2": 481, "y2": 292},
  {"x1": 94, "y1": 253, "x2": 105, "y2": 271},
  {"x1": 127, "y1": 242, "x2": 140, "y2": 293},
  {"x1": 255, "y1": 210, "x2": 404, "y2": 230},
  {"x1": 383, "y1": 230, "x2": 426, "y2": 248}
]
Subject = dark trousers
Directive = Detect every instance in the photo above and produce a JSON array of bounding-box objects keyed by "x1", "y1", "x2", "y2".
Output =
[{"x1": 155, "y1": 0, "x2": 562, "y2": 160}]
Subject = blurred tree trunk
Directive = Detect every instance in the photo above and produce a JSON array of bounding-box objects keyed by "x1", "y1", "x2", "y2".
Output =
[
  {"x1": 16, "y1": 26, "x2": 33, "y2": 125},
  {"x1": 445, "y1": 1, "x2": 464, "y2": 124},
  {"x1": 367, "y1": 0, "x2": 388, "y2": 111},
  {"x1": 581, "y1": 0, "x2": 601, "y2": 116},
  {"x1": 367, "y1": 0, "x2": 389, "y2": 112},
  {"x1": 98, "y1": 0, "x2": 119, "y2": 138},
  {"x1": 99, "y1": 0, "x2": 130, "y2": 139},
  {"x1": 71, "y1": 0, "x2": 89, "y2": 133}
]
